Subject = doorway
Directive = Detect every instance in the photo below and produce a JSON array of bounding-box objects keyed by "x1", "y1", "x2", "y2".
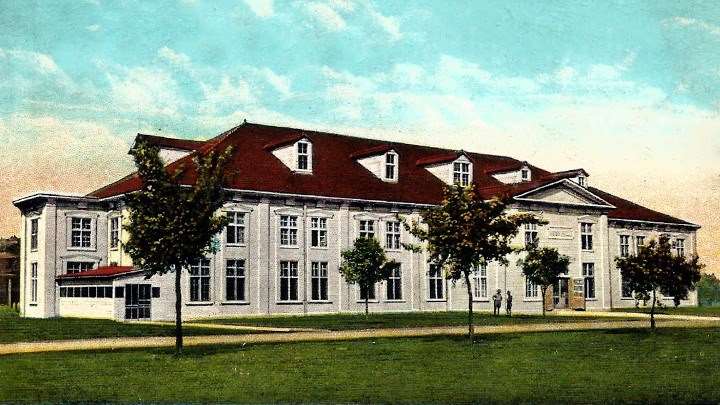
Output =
[
  {"x1": 553, "y1": 278, "x2": 569, "y2": 309},
  {"x1": 125, "y1": 284, "x2": 151, "y2": 320}
]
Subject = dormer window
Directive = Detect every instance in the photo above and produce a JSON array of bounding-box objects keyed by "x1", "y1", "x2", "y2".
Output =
[
  {"x1": 297, "y1": 140, "x2": 310, "y2": 171},
  {"x1": 384, "y1": 152, "x2": 397, "y2": 181},
  {"x1": 453, "y1": 161, "x2": 471, "y2": 186},
  {"x1": 521, "y1": 168, "x2": 530, "y2": 182},
  {"x1": 578, "y1": 176, "x2": 586, "y2": 187}
]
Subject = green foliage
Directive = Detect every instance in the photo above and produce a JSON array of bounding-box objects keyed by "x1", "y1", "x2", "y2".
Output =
[
  {"x1": 123, "y1": 140, "x2": 232, "y2": 274},
  {"x1": 340, "y1": 237, "x2": 397, "y2": 314},
  {"x1": 517, "y1": 247, "x2": 570, "y2": 315},
  {"x1": 615, "y1": 235, "x2": 703, "y2": 328},
  {"x1": 698, "y1": 273, "x2": 720, "y2": 307},
  {"x1": 405, "y1": 184, "x2": 546, "y2": 337}
]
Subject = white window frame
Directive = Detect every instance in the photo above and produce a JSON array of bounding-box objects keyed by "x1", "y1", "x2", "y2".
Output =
[
  {"x1": 635, "y1": 235, "x2": 645, "y2": 253},
  {"x1": 674, "y1": 238, "x2": 685, "y2": 257},
  {"x1": 578, "y1": 176, "x2": 586, "y2": 187},
  {"x1": 473, "y1": 265, "x2": 488, "y2": 300},
  {"x1": 30, "y1": 218, "x2": 39, "y2": 251},
  {"x1": 66, "y1": 261, "x2": 95, "y2": 274},
  {"x1": 225, "y1": 259, "x2": 246, "y2": 302},
  {"x1": 452, "y1": 161, "x2": 471, "y2": 186},
  {"x1": 30, "y1": 262, "x2": 38, "y2": 303},
  {"x1": 619, "y1": 235, "x2": 630, "y2": 258},
  {"x1": 279, "y1": 261, "x2": 299, "y2": 302},
  {"x1": 428, "y1": 265, "x2": 444, "y2": 301},
  {"x1": 521, "y1": 168, "x2": 530, "y2": 181},
  {"x1": 109, "y1": 216, "x2": 120, "y2": 250},
  {"x1": 386, "y1": 266, "x2": 402, "y2": 301},
  {"x1": 384, "y1": 152, "x2": 398, "y2": 181},
  {"x1": 310, "y1": 261, "x2": 328, "y2": 301},
  {"x1": 189, "y1": 258, "x2": 211, "y2": 302},
  {"x1": 296, "y1": 140, "x2": 311, "y2": 172},
  {"x1": 583, "y1": 263, "x2": 595, "y2": 299},
  {"x1": 524, "y1": 223, "x2": 538, "y2": 248},
  {"x1": 310, "y1": 217, "x2": 327, "y2": 248},
  {"x1": 70, "y1": 217, "x2": 93, "y2": 249},
  {"x1": 385, "y1": 221, "x2": 401, "y2": 250},
  {"x1": 359, "y1": 220, "x2": 375, "y2": 239},
  {"x1": 621, "y1": 275, "x2": 633, "y2": 299},
  {"x1": 525, "y1": 278, "x2": 539, "y2": 299},
  {"x1": 279, "y1": 215, "x2": 298, "y2": 247},
  {"x1": 580, "y1": 223, "x2": 593, "y2": 251},
  {"x1": 226, "y1": 212, "x2": 246, "y2": 245}
]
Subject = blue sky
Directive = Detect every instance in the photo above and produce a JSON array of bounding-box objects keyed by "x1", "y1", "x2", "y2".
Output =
[{"x1": 0, "y1": 0, "x2": 719, "y2": 271}]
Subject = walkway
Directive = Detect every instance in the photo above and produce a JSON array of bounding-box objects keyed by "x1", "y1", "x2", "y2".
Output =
[{"x1": 1, "y1": 317, "x2": 718, "y2": 356}]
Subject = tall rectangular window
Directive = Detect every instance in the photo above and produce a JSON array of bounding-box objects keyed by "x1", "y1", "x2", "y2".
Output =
[
  {"x1": 310, "y1": 217, "x2": 327, "y2": 248},
  {"x1": 524, "y1": 223, "x2": 538, "y2": 248},
  {"x1": 453, "y1": 162, "x2": 470, "y2": 186},
  {"x1": 359, "y1": 220, "x2": 375, "y2": 239},
  {"x1": 583, "y1": 263, "x2": 595, "y2": 299},
  {"x1": 526, "y1": 278, "x2": 539, "y2": 298},
  {"x1": 428, "y1": 265, "x2": 444, "y2": 300},
  {"x1": 619, "y1": 235, "x2": 630, "y2": 257},
  {"x1": 311, "y1": 262, "x2": 328, "y2": 301},
  {"x1": 225, "y1": 259, "x2": 246, "y2": 301},
  {"x1": 386, "y1": 266, "x2": 402, "y2": 300},
  {"x1": 30, "y1": 218, "x2": 38, "y2": 250},
  {"x1": 674, "y1": 239, "x2": 685, "y2": 257},
  {"x1": 30, "y1": 262, "x2": 38, "y2": 303},
  {"x1": 297, "y1": 141, "x2": 309, "y2": 170},
  {"x1": 385, "y1": 221, "x2": 401, "y2": 249},
  {"x1": 521, "y1": 168, "x2": 530, "y2": 181},
  {"x1": 226, "y1": 212, "x2": 246, "y2": 245},
  {"x1": 473, "y1": 265, "x2": 488, "y2": 299},
  {"x1": 385, "y1": 153, "x2": 397, "y2": 180},
  {"x1": 280, "y1": 215, "x2": 298, "y2": 246},
  {"x1": 580, "y1": 223, "x2": 593, "y2": 251},
  {"x1": 635, "y1": 235, "x2": 645, "y2": 253},
  {"x1": 621, "y1": 276, "x2": 633, "y2": 299},
  {"x1": 70, "y1": 217, "x2": 92, "y2": 248},
  {"x1": 189, "y1": 258, "x2": 211, "y2": 302},
  {"x1": 66, "y1": 261, "x2": 94, "y2": 274},
  {"x1": 360, "y1": 283, "x2": 376, "y2": 301},
  {"x1": 109, "y1": 217, "x2": 120, "y2": 249},
  {"x1": 279, "y1": 261, "x2": 299, "y2": 301}
]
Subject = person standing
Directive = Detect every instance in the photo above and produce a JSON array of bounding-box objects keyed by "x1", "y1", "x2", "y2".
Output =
[
  {"x1": 506, "y1": 290, "x2": 513, "y2": 316},
  {"x1": 492, "y1": 289, "x2": 503, "y2": 315}
]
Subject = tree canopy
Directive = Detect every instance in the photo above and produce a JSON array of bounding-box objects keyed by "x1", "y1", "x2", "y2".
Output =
[
  {"x1": 517, "y1": 247, "x2": 570, "y2": 316},
  {"x1": 406, "y1": 184, "x2": 545, "y2": 340},
  {"x1": 340, "y1": 237, "x2": 397, "y2": 315},
  {"x1": 123, "y1": 139, "x2": 232, "y2": 353},
  {"x1": 615, "y1": 235, "x2": 702, "y2": 329}
]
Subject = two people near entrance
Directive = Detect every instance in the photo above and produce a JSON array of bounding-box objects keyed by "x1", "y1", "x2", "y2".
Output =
[{"x1": 492, "y1": 289, "x2": 512, "y2": 316}]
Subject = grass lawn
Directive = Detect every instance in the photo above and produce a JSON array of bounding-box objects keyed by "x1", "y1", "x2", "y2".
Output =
[
  {"x1": 2, "y1": 328, "x2": 720, "y2": 403},
  {"x1": 198, "y1": 310, "x2": 632, "y2": 330},
  {"x1": 0, "y1": 306, "x2": 257, "y2": 343},
  {"x1": 613, "y1": 305, "x2": 720, "y2": 317}
]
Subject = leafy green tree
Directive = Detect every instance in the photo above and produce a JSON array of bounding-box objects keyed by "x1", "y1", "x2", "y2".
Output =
[
  {"x1": 340, "y1": 237, "x2": 398, "y2": 315},
  {"x1": 615, "y1": 235, "x2": 703, "y2": 329},
  {"x1": 697, "y1": 273, "x2": 720, "y2": 307},
  {"x1": 405, "y1": 185, "x2": 545, "y2": 341},
  {"x1": 124, "y1": 140, "x2": 232, "y2": 354},
  {"x1": 517, "y1": 247, "x2": 570, "y2": 316}
]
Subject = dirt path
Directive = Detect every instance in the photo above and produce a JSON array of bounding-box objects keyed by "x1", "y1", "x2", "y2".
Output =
[{"x1": 2, "y1": 318, "x2": 718, "y2": 356}]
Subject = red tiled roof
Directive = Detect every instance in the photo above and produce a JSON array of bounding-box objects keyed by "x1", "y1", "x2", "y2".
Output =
[
  {"x1": 136, "y1": 134, "x2": 205, "y2": 151},
  {"x1": 56, "y1": 266, "x2": 138, "y2": 279},
  {"x1": 588, "y1": 187, "x2": 697, "y2": 227},
  {"x1": 350, "y1": 144, "x2": 394, "y2": 159},
  {"x1": 484, "y1": 161, "x2": 527, "y2": 175},
  {"x1": 87, "y1": 122, "x2": 696, "y2": 227}
]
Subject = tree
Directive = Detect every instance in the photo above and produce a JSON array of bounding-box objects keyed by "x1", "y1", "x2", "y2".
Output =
[
  {"x1": 123, "y1": 139, "x2": 232, "y2": 354},
  {"x1": 615, "y1": 235, "x2": 703, "y2": 329},
  {"x1": 340, "y1": 237, "x2": 398, "y2": 315},
  {"x1": 697, "y1": 273, "x2": 720, "y2": 307},
  {"x1": 405, "y1": 185, "x2": 545, "y2": 341},
  {"x1": 517, "y1": 247, "x2": 570, "y2": 316}
]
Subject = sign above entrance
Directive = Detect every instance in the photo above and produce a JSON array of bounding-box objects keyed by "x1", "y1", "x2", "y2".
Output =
[{"x1": 548, "y1": 226, "x2": 574, "y2": 240}]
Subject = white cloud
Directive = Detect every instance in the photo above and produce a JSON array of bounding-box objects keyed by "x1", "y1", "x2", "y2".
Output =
[
  {"x1": 305, "y1": 2, "x2": 347, "y2": 31},
  {"x1": 244, "y1": 0, "x2": 274, "y2": 18},
  {"x1": 157, "y1": 46, "x2": 191, "y2": 67},
  {"x1": 327, "y1": 0, "x2": 356, "y2": 12},
  {"x1": 261, "y1": 68, "x2": 292, "y2": 97},
  {"x1": 106, "y1": 67, "x2": 183, "y2": 116},
  {"x1": 199, "y1": 75, "x2": 254, "y2": 115},
  {"x1": 367, "y1": 5, "x2": 401, "y2": 41},
  {"x1": 665, "y1": 16, "x2": 720, "y2": 38},
  {"x1": 86, "y1": 24, "x2": 101, "y2": 32}
]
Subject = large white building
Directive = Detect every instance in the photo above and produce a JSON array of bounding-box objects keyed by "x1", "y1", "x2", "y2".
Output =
[{"x1": 13, "y1": 122, "x2": 699, "y2": 320}]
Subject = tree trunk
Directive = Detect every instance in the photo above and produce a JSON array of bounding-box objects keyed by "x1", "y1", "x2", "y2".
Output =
[
  {"x1": 175, "y1": 265, "x2": 183, "y2": 355},
  {"x1": 465, "y1": 272, "x2": 474, "y2": 342},
  {"x1": 364, "y1": 282, "x2": 369, "y2": 316},
  {"x1": 650, "y1": 289, "x2": 657, "y2": 330},
  {"x1": 541, "y1": 285, "x2": 547, "y2": 317}
]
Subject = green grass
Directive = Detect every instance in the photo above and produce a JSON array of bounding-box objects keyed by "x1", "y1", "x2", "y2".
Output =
[
  {"x1": 2, "y1": 328, "x2": 720, "y2": 403},
  {"x1": 199, "y1": 310, "x2": 630, "y2": 330},
  {"x1": 0, "y1": 306, "x2": 256, "y2": 343},
  {"x1": 613, "y1": 305, "x2": 720, "y2": 317}
]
